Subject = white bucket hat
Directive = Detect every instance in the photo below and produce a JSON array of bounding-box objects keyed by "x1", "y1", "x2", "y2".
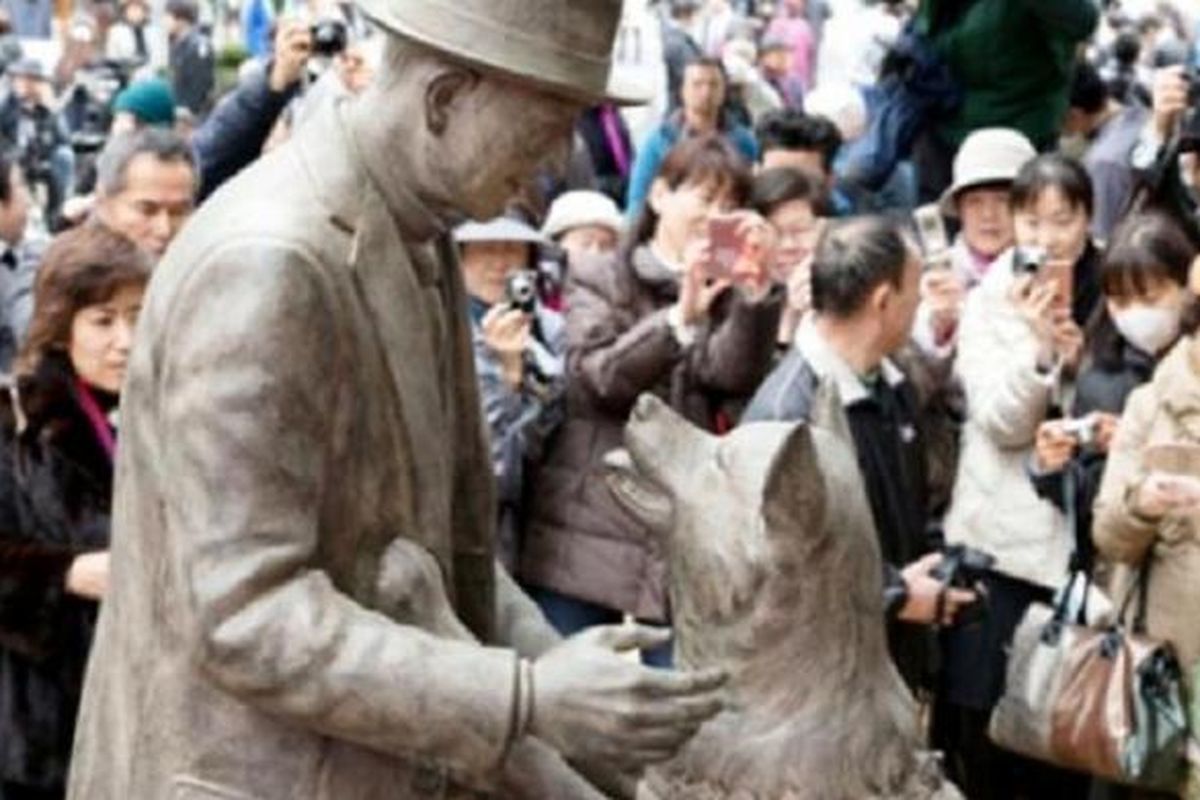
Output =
[
  {"x1": 541, "y1": 191, "x2": 624, "y2": 241},
  {"x1": 939, "y1": 128, "x2": 1037, "y2": 217},
  {"x1": 454, "y1": 217, "x2": 547, "y2": 245}
]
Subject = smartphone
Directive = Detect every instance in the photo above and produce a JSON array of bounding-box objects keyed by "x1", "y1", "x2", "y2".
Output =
[
  {"x1": 913, "y1": 204, "x2": 951, "y2": 270},
  {"x1": 706, "y1": 215, "x2": 744, "y2": 281},
  {"x1": 1142, "y1": 443, "x2": 1200, "y2": 477}
]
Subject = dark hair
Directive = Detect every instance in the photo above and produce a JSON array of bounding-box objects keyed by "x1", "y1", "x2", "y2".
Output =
[
  {"x1": 754, "y1": 109, "x2": 842, "y2": 173},
  {"x1": 17, "y1": 225, "x2": 151, "y2": 378},
  {"x1": 1112, "y1": 31, "x2": 1140, "y2": 67},
  {"x1": 749, "y1": 167, "x2": 821, "y2": 217},
  {"x1": 165, "y1": 0, "x2": 197, "y2": 24},
  {"x1": 1069, "y1": 60, "x2": 1107, "y2": 114},
  {"x1": 811, "y1": 216, "x2": 913, "y2": 317},
  {"x1": 631, "y1": 134, "x2": 752, "y2": 246},
  {"x1": 1088, "y1": 213, "x2": 1196, "y2": 365},
  {"x1": 1100, "y1": 212, "x2": 1194, "y2": 299},
  {"x1": 1011, "y1": 153, "x2": 1094, "y2": 218}
]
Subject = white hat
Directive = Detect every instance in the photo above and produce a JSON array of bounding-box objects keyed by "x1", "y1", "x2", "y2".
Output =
[
  {"x1": 454, "y1": 217, "x2": 546, "y2": 245},
  {"x1": 939, "y1": 128, "x2": 1037, "y2": 217},
  {"x1": 541, "y1": 191, "x2": 624, "y2": 241}
]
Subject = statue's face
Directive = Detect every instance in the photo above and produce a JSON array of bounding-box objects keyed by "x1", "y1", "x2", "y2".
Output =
[{"x1": 437, "y1": 76, "x2": 583, "y2": 219}]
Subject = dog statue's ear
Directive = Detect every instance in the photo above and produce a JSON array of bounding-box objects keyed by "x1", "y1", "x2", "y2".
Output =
[
  {"x1": 809, "y1": 378, "x2": 853, "y2": 446},
  {"x1": 762, "y1": 423, "x2": 826, "y2": 538}
]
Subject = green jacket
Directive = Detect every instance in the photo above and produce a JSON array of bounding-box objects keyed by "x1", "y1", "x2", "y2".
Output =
[{"x1": 918, "y1": 0, "x2": 1098, "y2": 149}]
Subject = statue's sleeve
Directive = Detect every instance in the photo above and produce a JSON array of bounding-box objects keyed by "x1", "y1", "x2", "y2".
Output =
[{"x1": 157, "y1": 240, "x2": 516, "y2": 789}]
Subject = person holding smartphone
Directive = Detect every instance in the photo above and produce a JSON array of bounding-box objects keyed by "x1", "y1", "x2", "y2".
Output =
[
  {"x1": 936, "y1": 153, "x2": 1103, "y2": 799},
  {"x1": 520, "y1": 134, "x2": 782, "y2": 666},
  {"x1": 1094, "y1": 259, "x2": 1200, "y2": 798}
]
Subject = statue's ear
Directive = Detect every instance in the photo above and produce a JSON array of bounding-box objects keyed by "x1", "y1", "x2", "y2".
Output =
[
  {"x1": 762, "y1": 423, "x2": 826, "y2": 537},
  {"x1": 425, "y1": 69, "x2": 479, "y2": 136},
  {"x1": 809, "y1": 378, "x2": 852, "y2": 445}
]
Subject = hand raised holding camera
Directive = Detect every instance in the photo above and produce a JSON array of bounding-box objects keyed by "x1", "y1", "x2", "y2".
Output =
[
  {"x1": 678, "y1": 237, "x2": 730, "y2": 327},
  {"x1": 1035, "y1": 419, "x2": 1079, "y2": 473},
  {"x1": 269, "y1": 18, "x2": 313, "y2": 92},
  {"x1": 897, "y1": 553, "x2": 978, "y2": 627},
  {"x1": 481, "y1": 305, "x2": 531, "y2": 390},
  {"x1": 1151, "y1": 66, "x2": 1191, "y2": 142}
]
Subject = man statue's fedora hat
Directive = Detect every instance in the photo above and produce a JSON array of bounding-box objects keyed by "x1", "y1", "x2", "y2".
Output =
[{"x1": 354, "y1": 0, "x2": 647, "y2": 105}]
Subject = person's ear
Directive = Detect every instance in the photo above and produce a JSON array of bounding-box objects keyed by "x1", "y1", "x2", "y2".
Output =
[
  {"x1": 424, "y1": 69, "x2": 478, "y2": 137},
  {"x1": 647, "y1": 177, "x2": 671, "y2": 217},
  {"x1": 1189, "y1": 254, "x2": 1200, "y2": 297},
  {"x1": 870, "y1": 281, "x2": 891, "y2": 315}
]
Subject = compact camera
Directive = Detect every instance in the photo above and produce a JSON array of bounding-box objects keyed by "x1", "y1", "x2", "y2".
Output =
[
  {"x1": 311, "y1": 19, "x2": 349, "y2": 57},
  {"x1": 504, "y1": 270, "x2": 539, "y2": 315},
  {"x1": 1012, "y1": 246, "x2": 1046, "y2": 276},
  {"x1": 1060, "y1": 416, "x2": 1098, "y2": 448}
]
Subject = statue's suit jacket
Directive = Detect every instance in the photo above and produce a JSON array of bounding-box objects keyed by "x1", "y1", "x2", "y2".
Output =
[{"x1": 67, "y1": 101, "x2": 560, "y2": 800}]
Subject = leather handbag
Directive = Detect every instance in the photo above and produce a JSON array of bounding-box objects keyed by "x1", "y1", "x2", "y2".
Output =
[
  {"x1": 990, "y1": 566, "x2": 1190, "y2": 790},
  {"x1": 989, "y1": 470, "x2": 1190, "y2": 790}
]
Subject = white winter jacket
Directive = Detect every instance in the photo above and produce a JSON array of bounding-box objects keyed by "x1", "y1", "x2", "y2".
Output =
[{"x1": 942, "y1": 255, "x2": 1074, "y2": 589}]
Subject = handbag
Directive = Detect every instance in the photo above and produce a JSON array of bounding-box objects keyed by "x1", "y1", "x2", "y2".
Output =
[
  {"x1": 990, "y1": 564, "x2": 1189, "y2": 789},
  {"x1": 989, "y1": 469, "x2": 1190, "y2": 790}
]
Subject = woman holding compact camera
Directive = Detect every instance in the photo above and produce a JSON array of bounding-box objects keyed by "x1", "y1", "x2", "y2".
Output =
[
  {"x1": 519, "y1": 134, "x2": 782, "y2": 664},
  {"x1": 455, "y1": 217, "x2": 566, "y2": 576},
  {"x1": 933, "y1": 153, "x2": 1103, "y2": 798}
]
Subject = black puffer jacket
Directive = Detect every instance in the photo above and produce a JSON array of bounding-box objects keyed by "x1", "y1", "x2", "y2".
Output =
[{"x1": 0, "y1": 354, "x2": 113, "y2": 791}]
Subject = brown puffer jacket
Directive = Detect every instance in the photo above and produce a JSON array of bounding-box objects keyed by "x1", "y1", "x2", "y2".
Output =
[{"x1": 520, "y1": 245, "x2": 783, "y2": 622}]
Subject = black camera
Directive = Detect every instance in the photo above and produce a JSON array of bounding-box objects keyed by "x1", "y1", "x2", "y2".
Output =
[
  {"x1": 1011, "y1": 246, "x2": 1045, "y2": 276},
  {"x1": 932, "y1": 544, "x2": 995, "y2": 626},
  {"x1": 505, "y1": 270, "x2": 539, "y2": 314},
  {"x1": 310, "y1": 19, "x2": 348, "y2": 57}
]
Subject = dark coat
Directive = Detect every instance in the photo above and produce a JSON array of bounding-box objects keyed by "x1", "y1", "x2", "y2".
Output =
[
  {"x1": 0, "y1": 354, "x2": 112, "y2": 791},
  {"x1": 521, "y1": 246, "x2": 782, "y2": 621},
  {"x1": 169, "y1": 27, "x2": 214, "y2": 115},
  {"x1": 741, "y1": 335, "x2": 938, "y2": 691},
  {"x1": 193, "y1": 62, "x2": 298, "y2": 203}
]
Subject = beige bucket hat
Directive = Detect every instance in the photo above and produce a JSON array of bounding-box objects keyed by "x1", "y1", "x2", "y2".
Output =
[
  {"x1": 939, "y1": 128, "x2": 1037, "y2": 217},
  {"x1": 354, "y1": 0, "x2": 647, "y2": 106}
]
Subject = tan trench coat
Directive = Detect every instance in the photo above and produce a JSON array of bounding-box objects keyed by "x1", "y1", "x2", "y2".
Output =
[{"x1": 66, "y1": 102, "x2": 567, "y2": 800}]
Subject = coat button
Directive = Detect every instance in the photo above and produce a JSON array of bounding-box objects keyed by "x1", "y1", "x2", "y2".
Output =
[{"x1": 411, "y1": 763, "x2": 447, "y2": 795}]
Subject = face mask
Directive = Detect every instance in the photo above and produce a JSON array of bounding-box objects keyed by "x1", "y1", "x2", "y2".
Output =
[{"x1": 1111, "y1": 302, "x2": 1183, "y2": 356}]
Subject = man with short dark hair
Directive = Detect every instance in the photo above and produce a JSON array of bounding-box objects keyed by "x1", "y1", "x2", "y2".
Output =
[
  {"x1": 165, "y1": 0, "x2": 213, "y2": 115},
  {"x1": 743, "y1": 216, "x2": 974, "y2": 692},
  {"x1": 625, "y1": 56, "x2": 758, "y2": 214},
  {"x1": 93, "y1": 128, "x2": 196, "y2": 259},
  {"x1": 755, "y1": 108, "x2": 842, "y2": 190},
  {"x1": 1063, "y1": 59, "x2": 1148, "y2": 240}
]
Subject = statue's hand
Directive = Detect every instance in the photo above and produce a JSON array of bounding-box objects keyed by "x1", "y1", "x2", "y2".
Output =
[{"x1": 529, "y1": 625, "x2": 726, "y2": 772}]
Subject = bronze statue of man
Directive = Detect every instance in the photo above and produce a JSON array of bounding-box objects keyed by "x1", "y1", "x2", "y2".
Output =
[{"x1": 66, "y1": 2, "x2": 726, "y2": 798}]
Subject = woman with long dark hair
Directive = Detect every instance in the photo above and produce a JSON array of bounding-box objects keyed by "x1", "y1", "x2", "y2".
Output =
[{"x1": 0, "y1": 225, "x2": 149, "y2": 800}]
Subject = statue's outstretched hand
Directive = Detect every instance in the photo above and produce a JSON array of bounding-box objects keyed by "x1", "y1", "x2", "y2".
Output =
[{"x1": 529, "y1": 625, "x2": 726, "y2": 772}]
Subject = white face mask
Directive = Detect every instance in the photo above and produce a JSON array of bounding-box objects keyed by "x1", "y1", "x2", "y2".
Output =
[{"x1": 1110, "y1": 302, "x2": 1183, "y2": 356}]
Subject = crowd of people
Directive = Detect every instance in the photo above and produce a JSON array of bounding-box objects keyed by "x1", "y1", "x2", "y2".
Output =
[{"x1": 1, "y1": 0, "x2": 1200, "y2": 797}]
